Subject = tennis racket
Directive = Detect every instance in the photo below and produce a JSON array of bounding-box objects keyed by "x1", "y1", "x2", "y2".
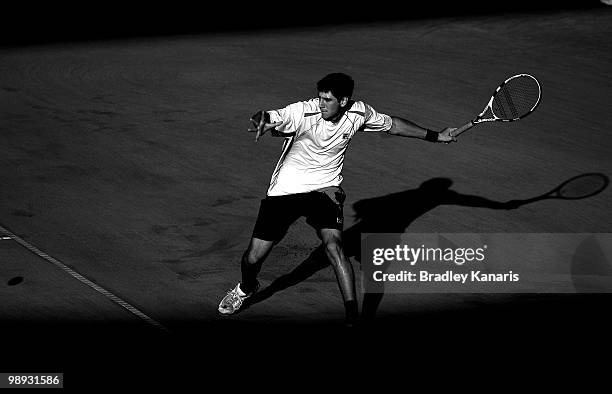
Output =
[
  {"x1": 522, "y1": 173, "x2": 609, "y2": 203},
  {"x1": 451, "y1": 74, "x2": 542, "y2": 137}
]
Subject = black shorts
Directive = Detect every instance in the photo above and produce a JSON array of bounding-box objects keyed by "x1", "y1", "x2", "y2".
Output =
[{"x1": 252, "y1": 186, "x2": 346, "y2": 242}]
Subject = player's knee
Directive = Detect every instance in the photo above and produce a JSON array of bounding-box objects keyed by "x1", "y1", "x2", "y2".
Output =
[
  {"x1": 243, "y1": 239, "x2": 274, "y2": 266},
  {"x1": 242, "y1": 249, "x2": 261, "y2": 266},
  {"x1": 324, "y1": 239, "x2": 343, "y2": 259}
]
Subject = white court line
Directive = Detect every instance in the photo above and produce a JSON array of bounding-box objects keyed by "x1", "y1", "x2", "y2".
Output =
[{"x1": 0, "y1": 225, "x2": 170, "y2": 333}]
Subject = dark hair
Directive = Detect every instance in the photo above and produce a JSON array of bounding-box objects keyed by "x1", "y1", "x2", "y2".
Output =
[{"x1": 316, "y1": 73, "x2": 354, "y2": 100}]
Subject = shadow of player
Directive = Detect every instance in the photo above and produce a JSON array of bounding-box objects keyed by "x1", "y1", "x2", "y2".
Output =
[{"x1": 245, "y1": 173, "x2": 609, "y2": 321}]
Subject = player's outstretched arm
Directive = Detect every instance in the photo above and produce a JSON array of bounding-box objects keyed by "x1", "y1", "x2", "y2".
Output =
[
  {"x1": 386, "y1": 116, "x2": 457, "y2": 143},
  {"x1": 248, "y1": 110, "x2": 284, "y2": 142}
]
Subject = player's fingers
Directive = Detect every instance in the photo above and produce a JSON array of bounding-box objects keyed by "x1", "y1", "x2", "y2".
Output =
[
  {"x1": 439, "y1": 133, "x2": 456, "y2": 144},
  {"x1": 263, "y1": 121, "x2": 282, "y2": 130},
  {"x1": 442, "y1": 127, "x2": 457, "y2": 142}
]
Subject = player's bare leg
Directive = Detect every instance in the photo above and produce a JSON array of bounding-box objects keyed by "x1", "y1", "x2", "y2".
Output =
[
  {"x1": 218, "y1": 237, "x2": 275, "y2": 315},
  {"x1": 240, "y1": 237, "x2": 275, "y2": 293},
  {"x1": 319, "y1": 228, "x2": 358, "y2": 326}
]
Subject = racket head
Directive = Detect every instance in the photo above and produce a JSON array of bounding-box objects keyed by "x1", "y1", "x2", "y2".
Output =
[
  {"x1": 490, "y1": 74, "x2": 541, "y2": 121},
  {"x1": 474, "y1": 74, "x2": 542, "y2": 123},
  {"x1": 552, "y1": 173, "x2": 609, "y2": 200}
]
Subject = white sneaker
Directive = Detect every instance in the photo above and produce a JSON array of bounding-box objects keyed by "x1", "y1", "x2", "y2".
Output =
[{"x1": 217, "y1": 282, "x2": 259, "y2": 315}]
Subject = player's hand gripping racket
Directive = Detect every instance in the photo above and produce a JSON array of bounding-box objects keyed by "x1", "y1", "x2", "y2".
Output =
[{"x1": 451, "y1": 74, "x2": 542, "y2": 137}]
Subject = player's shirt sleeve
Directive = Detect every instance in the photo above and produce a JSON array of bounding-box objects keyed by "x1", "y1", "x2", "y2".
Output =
[
  {"x1": 266, "y1": 99, "x2": 317, "y2": 136},
  {"x1": 360, "y1": 103, "x2": 393, "y2": 132}
]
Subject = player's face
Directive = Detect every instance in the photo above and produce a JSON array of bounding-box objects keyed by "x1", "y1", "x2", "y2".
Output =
[{"x1": 318, "y1": 91, "x2": 347, "y2": 121}]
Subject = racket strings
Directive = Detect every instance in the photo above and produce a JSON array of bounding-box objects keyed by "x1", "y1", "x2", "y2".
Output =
[{"x1": 492, "y1": 76, "x2": 540, "y2": 120}]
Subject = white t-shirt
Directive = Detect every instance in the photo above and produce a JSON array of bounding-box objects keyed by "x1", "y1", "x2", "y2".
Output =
[{"x1": 266, "y1": 98, "x2": 392, "y2": 196}]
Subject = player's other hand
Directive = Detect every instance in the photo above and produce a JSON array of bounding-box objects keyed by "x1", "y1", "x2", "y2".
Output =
[
  {"x1": 438, "y1": 127, "x2": 458, "y2": 143},
  {"x1": 248, "y1": 111, "x2": 283, "y2": 142}
]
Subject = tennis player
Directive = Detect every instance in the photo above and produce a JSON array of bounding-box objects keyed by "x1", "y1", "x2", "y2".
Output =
[{"x1": 218, "y1": 73, "x2": 457, "y2": 326}]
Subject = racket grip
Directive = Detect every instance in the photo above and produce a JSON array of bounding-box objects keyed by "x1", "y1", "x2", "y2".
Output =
[{"x1": 451, "y1": 121, "x2": 474, "y2": 137}]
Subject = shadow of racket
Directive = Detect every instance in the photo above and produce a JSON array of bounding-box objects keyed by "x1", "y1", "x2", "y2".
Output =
[{"x1": 518, "y1": 173, "x2": 609, "y2": 204}]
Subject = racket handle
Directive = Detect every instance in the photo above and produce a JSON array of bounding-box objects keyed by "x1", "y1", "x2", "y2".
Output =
[{"x1": 451, "y1": 120, "x2": 475, "y2": 137}]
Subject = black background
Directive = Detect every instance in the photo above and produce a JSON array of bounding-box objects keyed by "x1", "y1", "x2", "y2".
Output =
[{"x1": 3, "y1": 1, "x2": 601, "y2": 46}]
